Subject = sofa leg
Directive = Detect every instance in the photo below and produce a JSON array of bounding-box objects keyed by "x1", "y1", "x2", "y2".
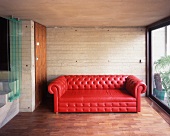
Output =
[{"x1": 55, "y1": 112, "x2": 58, "y2": 114}]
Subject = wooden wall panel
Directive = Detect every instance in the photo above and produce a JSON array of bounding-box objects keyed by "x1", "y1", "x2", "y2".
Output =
[{"x1": 34, "y1": 22, "x2": 47, "y2": 108}]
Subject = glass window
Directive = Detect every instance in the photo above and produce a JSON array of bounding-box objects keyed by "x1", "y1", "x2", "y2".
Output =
[
  {"x1": 151, "y1": 25, "x2": 170, "y2": 108},
  {"x1": 167, "y1": 25, "x2": 170, "y2": 55}
]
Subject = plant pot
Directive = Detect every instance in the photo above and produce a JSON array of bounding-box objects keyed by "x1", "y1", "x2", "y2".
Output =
[
  {"x1": 153, "y1": 88, "x2": 157, "y2": 96},
  {"x1": 166, "y1": 90, "x2": 170, "y2": 107},
  {"x1": 155, "y1": 89, "x2": 166, "y2": 100}
]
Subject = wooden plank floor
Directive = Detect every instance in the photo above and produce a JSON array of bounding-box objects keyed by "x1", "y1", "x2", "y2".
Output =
[{"x1": 0, "y1": 98, "x2": 170, "y2": 136}]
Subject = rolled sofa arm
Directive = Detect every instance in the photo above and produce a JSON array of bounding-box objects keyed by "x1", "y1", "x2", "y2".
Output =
[
  {"x1": 48, "y1": 76, "x2": 68, "y2": 97},
  {"x1": 125, "y1": 75, "x2": 147, "y2": 98},
  {"x1": 48, "y1": 76, "x2": 68, "y2": 113}
]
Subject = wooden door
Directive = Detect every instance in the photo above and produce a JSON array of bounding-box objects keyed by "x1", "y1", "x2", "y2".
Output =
[{"x1": 34, "y1": 22, "x2": 47, "y2": 108}]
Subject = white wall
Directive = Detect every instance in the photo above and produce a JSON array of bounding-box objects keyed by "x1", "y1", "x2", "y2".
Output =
[
  {"x1": 47, "y1": 27, "x2": 146, "y2": 82},
  {"x1": 152, "y1": 27, "x2": 166, "y2": 62},
  {"x1": 20, "y1": 20, "x2": 35, "y2": 112}
]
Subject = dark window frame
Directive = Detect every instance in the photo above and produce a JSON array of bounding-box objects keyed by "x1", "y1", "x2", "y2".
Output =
[
  {"x1": 0, "y1": 17, "x2": 10, "y2": 71},
  {"x1": 146, "y1": 17, "x2": 170, "y2": 114}
]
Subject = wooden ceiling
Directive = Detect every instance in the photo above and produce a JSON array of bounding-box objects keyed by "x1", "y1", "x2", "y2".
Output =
[{"x1": 0, "y1": 0, "x2": 170, "y2": 27}]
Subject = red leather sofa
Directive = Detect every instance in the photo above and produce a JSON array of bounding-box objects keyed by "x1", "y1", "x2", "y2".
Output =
[{"x1": 48, "y1": 75, "x2": 146, "y2": 113}]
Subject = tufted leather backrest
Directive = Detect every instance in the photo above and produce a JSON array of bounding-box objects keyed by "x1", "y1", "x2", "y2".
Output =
[{"x1": 65, "y1": 75, "x2": 128, "y2": 90}]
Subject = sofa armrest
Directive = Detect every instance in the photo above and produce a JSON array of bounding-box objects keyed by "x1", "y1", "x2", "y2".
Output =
[
  {"x1": 48, "y1": 76, "x2": 68, "y2": 113},
  {"x1": 125, "y1": 75, "x2": 147, "y2": 98},
  {"x1": 48, "y1": 76, "x2": 68, "y2": 97}
]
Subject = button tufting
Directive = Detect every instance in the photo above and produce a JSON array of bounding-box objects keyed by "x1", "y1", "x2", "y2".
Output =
[{"x1": 65, "y1": 75, "x2": 128, "y2": 90}]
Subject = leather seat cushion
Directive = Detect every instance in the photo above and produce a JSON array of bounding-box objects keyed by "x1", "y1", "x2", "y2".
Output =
[{"x1": 59, "y1": 89, "x2": 136, "y2": 102}]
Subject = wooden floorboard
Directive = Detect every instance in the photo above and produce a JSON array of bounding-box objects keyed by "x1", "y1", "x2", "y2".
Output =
[
  {"x1": 145, "y1": 97, "x2": 170, "y2": 125},
  {"x1": 0, "y1": 98, "x2": 170, "y2": 136}
]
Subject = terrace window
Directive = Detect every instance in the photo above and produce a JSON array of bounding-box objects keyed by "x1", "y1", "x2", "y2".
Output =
[{"x1": 148, "y1": 19, "x2": 170, "y2": 114}]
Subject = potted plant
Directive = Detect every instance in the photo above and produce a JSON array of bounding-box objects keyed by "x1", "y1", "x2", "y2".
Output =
[
  {"x1": 153, "y1": 73, "x2": 166, "y2": 100},
  {"x1": 153, "y1": 73, "x2": 163, "y2": 95},
  {"x1": 154, "y1": 55, "x2": 170, "y2": 105}
]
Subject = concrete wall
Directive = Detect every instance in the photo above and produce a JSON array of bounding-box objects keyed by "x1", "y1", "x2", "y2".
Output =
[
  {"x1": 0, "y1": 72, "x2": 8, "y2": 80},
  {"x1": 47, "y1": 27, "x2": 146, "y2": 82},
  {"x1": 20, "y1": 20, "x2": 35, "y2": 112}
]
